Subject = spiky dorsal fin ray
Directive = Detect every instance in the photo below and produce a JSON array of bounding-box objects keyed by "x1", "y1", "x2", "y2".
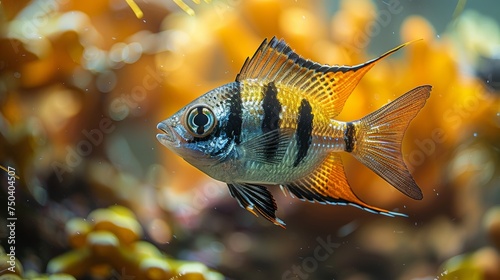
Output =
[
  {"x1": 281, "y1": 152, "x2": 407, "y2": 217},
  {"x1": 236, "y1": 37, "x2": 415, "y2": 119},
  {"x1": 352, "y1": 85, "x2": 432, "y2": 200}
]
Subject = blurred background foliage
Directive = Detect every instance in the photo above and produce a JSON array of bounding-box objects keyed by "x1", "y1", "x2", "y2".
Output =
[{"x1": 1, "y1": 0, "x2": 500, "y2": 279}]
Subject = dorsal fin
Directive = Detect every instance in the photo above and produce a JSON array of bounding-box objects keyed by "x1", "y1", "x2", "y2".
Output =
[{"x1": 236, "y1": 37, "x2": 414, "y2": 118}]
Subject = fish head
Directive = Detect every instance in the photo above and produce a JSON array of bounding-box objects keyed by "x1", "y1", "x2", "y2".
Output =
[{"x1": 156, "y1": 82, "x2": 240, "y2": 166}]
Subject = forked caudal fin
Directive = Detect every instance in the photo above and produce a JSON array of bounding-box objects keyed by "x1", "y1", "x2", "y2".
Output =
[{"x1": 351, "y1": 85, "x2": 432, "y2": 200}]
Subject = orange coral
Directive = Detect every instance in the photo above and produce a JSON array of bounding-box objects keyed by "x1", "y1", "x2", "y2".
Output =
[
  {"x1": 47, "y1": 206, "x2": 224, "y2": 279},
  {"x1": 1, "y1": 0, "x2": 500, "y2": 279}
]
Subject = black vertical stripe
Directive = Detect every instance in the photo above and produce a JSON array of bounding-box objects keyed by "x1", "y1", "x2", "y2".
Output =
[
  {"x1": 344, "y1": 122, "x2": 355, "y2": 152},
  {"x1": 189, "y1": 83, "x2": 242, "y2": 159},
  {"x1": 260, "y1": 82, "x2": 282, "y2": 161},
  {"x1": 294, "y1": 99, "x2": 313, "y2": 167},
  {"x1": 225, "y1": 85, "x2": 243, "y2": 144},
  {"x1": 262, "y1": 82, "x2": 281, "y2": 133}
]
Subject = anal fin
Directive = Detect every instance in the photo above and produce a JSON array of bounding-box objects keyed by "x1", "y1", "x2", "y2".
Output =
[
  {"x1": 227, "y1": 183, "x2": 286, "y2": 228},
  {"x1": 282, "y1": 153, "x2": 406, "y2": 217}
]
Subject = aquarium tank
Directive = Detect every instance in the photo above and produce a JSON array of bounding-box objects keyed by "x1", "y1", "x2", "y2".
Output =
[{"x1": 1, "y1": 0, "x2": 500, "y2": 279}]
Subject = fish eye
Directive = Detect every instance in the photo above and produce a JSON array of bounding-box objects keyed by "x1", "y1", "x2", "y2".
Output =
[{"x1": 184, "y1": 105, "x2": 217, "y2": 138}]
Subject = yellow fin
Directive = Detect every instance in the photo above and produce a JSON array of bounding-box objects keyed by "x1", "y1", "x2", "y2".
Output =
[
  {"x1": 282, "y1": 153, "x2": 406, "y2": 217},
  {"x1": 236, "y1": 37, "x2": 415, "y2": 118},
  {"x1": 353, "y1": 85, "x2": 432, "y2": 200}
]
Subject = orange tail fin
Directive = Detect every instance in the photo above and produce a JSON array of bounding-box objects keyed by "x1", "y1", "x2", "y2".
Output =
[{"x1": 351, "y1": 85, "x2": 432, "y2": 200}]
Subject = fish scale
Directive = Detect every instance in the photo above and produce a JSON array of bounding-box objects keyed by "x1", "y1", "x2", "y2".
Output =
[{"x1": 239, "y1": 80, "x2": 343, "y2": 179}]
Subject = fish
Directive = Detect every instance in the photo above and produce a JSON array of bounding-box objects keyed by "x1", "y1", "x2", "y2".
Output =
[{"x1": 156, "y1": 37, "x2": 431, "y2": 228}]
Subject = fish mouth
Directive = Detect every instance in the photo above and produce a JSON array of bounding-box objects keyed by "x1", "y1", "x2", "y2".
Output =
[{"x1": 156, "y1": 122, "x2": 177, "y2": 145}]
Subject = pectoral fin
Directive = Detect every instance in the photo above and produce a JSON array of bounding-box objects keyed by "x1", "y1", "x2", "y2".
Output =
[
  {"x1": 227, "y1": 183, "x2": 286, "y2": 228},
  {"x1": 240, "y1": 129, "x2": 292, "y2": 164}
]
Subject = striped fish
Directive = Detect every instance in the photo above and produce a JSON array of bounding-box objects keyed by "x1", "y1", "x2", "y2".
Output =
[{"x1": 157, "y1": 37, "x2": 431, "y2": 228}]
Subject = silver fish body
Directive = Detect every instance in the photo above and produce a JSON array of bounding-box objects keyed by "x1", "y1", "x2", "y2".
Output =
[{"x1": 157, "y1": 37, "x2": 431, "y2": 228}]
